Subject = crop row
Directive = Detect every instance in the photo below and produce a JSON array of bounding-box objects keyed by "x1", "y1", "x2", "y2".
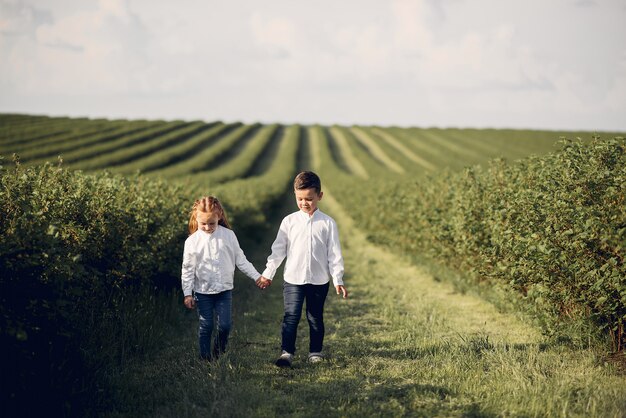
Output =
[
  {"x1": 0, "y1": 115, "x2": 149, "y2": 149},
  {"x1": 109, "y1": 122, "x2": 232, "y2": 175},
  {"x1": 11, "y1": 120, "x2": 164, "y2": 164},
  {"x1": 181, "y1": 124, "x2": 281, "y2": 185},
  {"x1": 4, "y1": 114, "x2": 619, "y2": 186},
  {"x1": 151, "y1": 123, "x2": 259, "y2": 178},
  {"x1": 2, "y1": 120, "x2": 121, "y2": 154}
]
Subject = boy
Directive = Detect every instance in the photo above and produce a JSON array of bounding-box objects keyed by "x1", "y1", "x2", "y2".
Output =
[{"x1": 258, "y1": 171, "x2": 348, "y2": 367}]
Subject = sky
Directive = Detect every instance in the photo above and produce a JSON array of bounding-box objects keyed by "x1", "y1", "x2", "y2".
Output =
[{"x1": 1, "y1": 0, "x2": 625, "y2": 131}]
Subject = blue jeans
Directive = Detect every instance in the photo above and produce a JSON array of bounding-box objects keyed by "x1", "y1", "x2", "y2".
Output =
[
  {"x1": 195, "y1": 291, "x2": 232, "y2": 360},
  {"x1": 281, "y1": 282, "x2": 329, "y2": 354}
]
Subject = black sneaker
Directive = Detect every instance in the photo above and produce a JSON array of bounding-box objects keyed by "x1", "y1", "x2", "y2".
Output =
[{"x1": 275, "y1": 351, "x2": 294, "y2": 367}]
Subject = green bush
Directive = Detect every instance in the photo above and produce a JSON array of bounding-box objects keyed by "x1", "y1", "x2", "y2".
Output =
[
  {"x1": 0, "y1": 159, "x2": 189, "y2": 416},
  {"x1": 336, "y1": 137, "x2": 626, "y2": 352},
  {"x1": 0, "y1": 127, "x2": 301, "y2": 415}
]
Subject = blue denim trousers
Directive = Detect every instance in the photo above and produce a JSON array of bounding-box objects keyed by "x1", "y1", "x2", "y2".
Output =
[
  {"x1": 281, "y1": 282, "x2": 330, "y2": 355},
  {"x1": 195, "y1": 290, "x2": 232, "y2": 360}
]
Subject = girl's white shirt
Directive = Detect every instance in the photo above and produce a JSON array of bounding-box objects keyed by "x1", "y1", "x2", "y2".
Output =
[
  {"x1": 181, "y1": 225, "x2": 260, "y2": 296},
  {"x1": 262, "y1": 209, "x2": 344, "y2": 286}
]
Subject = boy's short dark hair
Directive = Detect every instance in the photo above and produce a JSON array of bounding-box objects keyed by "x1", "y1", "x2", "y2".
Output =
[{"x1": 294, "y1": 171, "x2": 321, "y2": 194}]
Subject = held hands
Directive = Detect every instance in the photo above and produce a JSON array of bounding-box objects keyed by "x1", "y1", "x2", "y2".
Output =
[
  {"x1": 335, "y1": 285, "x2": 349, "y2": 299},
  {"x1": 183, "y1": 295, "x2": 195, "y2": 309},
  {"x1": 256, "y1": 276, "x2": 272, "y2": 290}
]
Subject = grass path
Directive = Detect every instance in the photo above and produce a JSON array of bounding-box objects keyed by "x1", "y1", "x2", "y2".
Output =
[
  {"x1": 322, "y1": 189, "x2": 542, "y2": 346},
  {"x1": 103, "y1": 187, "x2": 626, "y2": 417}
]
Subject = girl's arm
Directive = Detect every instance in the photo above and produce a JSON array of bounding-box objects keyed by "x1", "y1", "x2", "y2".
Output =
[
  {"x1": 181, "y1": 239, "x2": 196, "y2": 297},
  {"x1": 261, "y1": 218, "x2": 289, "y2": 281},
  {"x1": 232, "y1": 233, "x2": 262, "y2": 281}
]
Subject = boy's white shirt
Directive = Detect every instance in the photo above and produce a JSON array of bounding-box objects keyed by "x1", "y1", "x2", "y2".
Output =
[
  {"x1": 263, "y1": 209, "x2": 344, "y2": 286},
  {"x1": 181, "y1": 225, "x2": 260, "y2": 296}
]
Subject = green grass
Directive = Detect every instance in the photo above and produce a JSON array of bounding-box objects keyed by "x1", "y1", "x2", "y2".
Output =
[{"x1": 99, "y1": 189, "x2": 626, "y2": 418}]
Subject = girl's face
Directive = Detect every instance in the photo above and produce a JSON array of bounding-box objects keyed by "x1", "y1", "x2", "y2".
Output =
[
  {"x1": 295, "y1": 188, "x2": 323, "y2": 216},
  {"x1": 197, "y1": 212, "x2": 220, "y2": 234}
]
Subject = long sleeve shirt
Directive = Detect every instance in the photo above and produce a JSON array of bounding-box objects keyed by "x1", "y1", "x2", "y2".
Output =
[
  {"x1": 262, "y1": 209, "x2": 344, "y2": 286},
  {"x1": 181, "y1": 226, "x2": 260, "y2": 296}
]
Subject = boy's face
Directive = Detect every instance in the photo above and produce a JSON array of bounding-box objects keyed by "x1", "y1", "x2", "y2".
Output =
[
  {"x1": 197, "y1": 212, "x2": 219, "y2": 234},
  {"x1": 295, "y1": 188, "x2": 322, "y2": 216}
]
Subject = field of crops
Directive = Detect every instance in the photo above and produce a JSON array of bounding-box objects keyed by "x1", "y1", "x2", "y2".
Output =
[
  {"x1": 1, "y1": 113, "x2": 625, "y2": 417},
  {"x1": 2, "y1": 113, "x2": 608, "y2": 175}
]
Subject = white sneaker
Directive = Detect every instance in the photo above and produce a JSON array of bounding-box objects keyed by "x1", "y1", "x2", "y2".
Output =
[
  {"x1": 275, "y1": 351, "x2": 294, "y2": 368},
  {"x1": 308, "y1": 352, "x2": 324, "y2": 363}
]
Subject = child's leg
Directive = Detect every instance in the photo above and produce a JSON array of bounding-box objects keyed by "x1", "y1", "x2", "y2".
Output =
[
  {"x1": 282, "y1": 283, "x2": 306, "y2": 354},
  {"x1": 305, "y1": 283, "x2": 330, "y2": 353},
  {"x1": 213, "y1": 290, "x2": 233, "y2": 358},
  {"x1": 195, "y1": 293, "x2": 215, "y2": 359}
]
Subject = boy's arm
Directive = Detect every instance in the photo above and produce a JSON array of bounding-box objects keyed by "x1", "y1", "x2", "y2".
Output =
[
  {"x1": 262, "y1": 218, "x2": 289, "y2": 281},
  {"x1": 232, "y1": 233, "x2": 262, "y2": 281},
  {"x1": 327, "y1": 219, "x2": 345, "y2": 287}
]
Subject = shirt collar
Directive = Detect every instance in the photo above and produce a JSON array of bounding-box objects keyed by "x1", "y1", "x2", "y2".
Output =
[
  {"x1": 197, "y1": 224, "x2": 221, "y2": 237},
  {"x1": 298, "y1": 208, "x2": 322, "y2": 221}
]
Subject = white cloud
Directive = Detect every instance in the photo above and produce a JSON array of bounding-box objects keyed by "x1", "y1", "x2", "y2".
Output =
[
  {"x1": 391, "y1": 0, "x2": 435, "y2": 53},
  {"x1": 0, "y1": 0, "x2": 624, "y2": 130},
  {"x1": 0, "y1": 0, "x2": 52, "y2": 34},
  {"x1": 98, "y1": 0, "x2": 131, "y2": 22},
  {"x1": 250, "y1": 13, "x2": 296, "y2": 55},
  {"x1": 602, "y1": 51, "x2": 626, "y2": 112},
  {"x1": 0, "y1": 0, "x2": 145, "y2": 95}
]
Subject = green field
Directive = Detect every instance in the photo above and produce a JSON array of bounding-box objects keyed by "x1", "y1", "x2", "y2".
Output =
[{"x1": 1, "y1": 113, "x2": 624, "y2": 417}]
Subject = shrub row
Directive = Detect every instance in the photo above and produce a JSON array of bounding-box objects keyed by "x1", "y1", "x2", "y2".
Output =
[
  {"x1": 0, "y1": 159, "x2": 190, "y2": 416},
  {"x1": 347, "y1": 137, "x2": 625, "y2": 351},
  {"x1": 0, "y1": 122, "x2": 302, "y2": 415}
]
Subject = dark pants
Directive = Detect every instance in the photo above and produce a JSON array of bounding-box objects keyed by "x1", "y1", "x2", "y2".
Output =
[
  {"x1": 281, "y1": 282, "x2": 330, "y2": 354},
  {"x1": 195, "y1": 291, "x2": 232, "y2": 360}
]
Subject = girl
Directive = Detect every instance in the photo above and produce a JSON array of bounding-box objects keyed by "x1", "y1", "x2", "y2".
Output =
[{"x1": 181, "y1": 196, "x2": 263, "y2": 360}]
